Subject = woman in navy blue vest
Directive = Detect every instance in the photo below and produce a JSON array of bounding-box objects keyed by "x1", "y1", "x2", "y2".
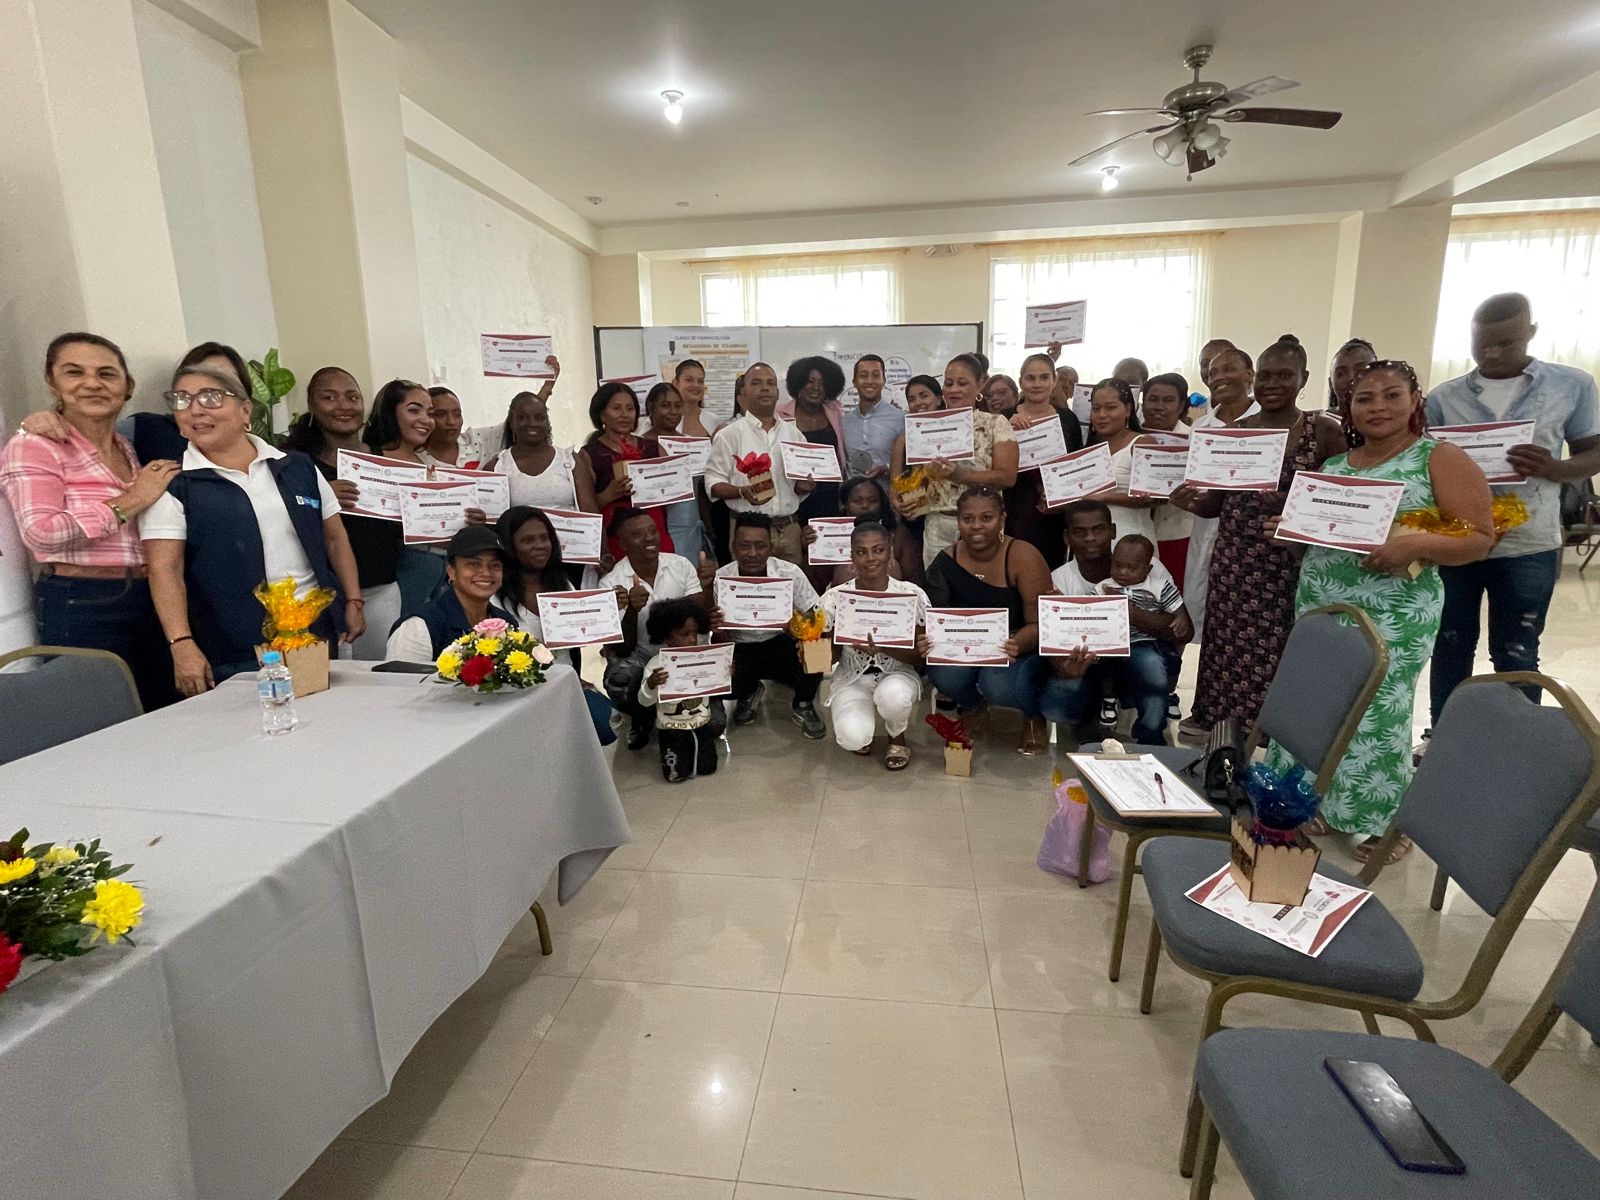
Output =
[
  {"x1": 385, "y1": 525, "x2": 516, "y2": 662},
  {"x1": 141, "y1": 364, "x2": 366, "y2": 695}
]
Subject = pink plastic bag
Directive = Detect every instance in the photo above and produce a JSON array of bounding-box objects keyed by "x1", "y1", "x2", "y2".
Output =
[{"x1": 1037, "y1": 777, "x2": 1113, "y2": 884}]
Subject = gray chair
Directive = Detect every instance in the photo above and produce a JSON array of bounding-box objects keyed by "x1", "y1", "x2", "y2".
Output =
[
  {"x1": 0, "y1": 645, "x2": 143, "y2": 765},
  {"x1": 1429, "y1": 813, "x2": 1600, "y2": 910},
  {"x1": 1079, "y1": 604, "x2": 1387, "y2": 982},
  {"x1": 1136, "y1": 672, "x2": 1600, "y2": 1177},
  {"x1": 1187, "y1": 884, "x2": 1600, "y2": 1198}
]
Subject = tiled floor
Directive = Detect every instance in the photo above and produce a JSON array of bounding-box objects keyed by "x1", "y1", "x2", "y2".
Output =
[{"x1": 289, "y1": 564, "x2": 1600, "y2": 1199}]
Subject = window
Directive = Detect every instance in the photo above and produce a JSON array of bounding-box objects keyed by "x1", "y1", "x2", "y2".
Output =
[
  {"x1": 699, "y1": 253, "x2": 903, "y2": 326},
  {"x1": 1432, "y1": 211, "x2": 1600, "y2": 384},
  {"x1": 989, "y1": 235, "x2": 1213, "y2": 381}
]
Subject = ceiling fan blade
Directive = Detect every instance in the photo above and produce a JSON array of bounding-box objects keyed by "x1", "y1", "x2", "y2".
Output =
[
  {"x1": 1223, "y1": 106, "x2": 1342, "y2": 129},
  {"x1": 1186, "y1": 144, "x2": 1216, "y2": 175},
  {"x1": 1086, "y1": 107, "x2": 1177, "y2": 118},
  {"x1": 1067, "y1": 122, "x2": 1178, "y2": 168},
  {"x1": 1214, "y1": 76, "x2": 1298, "y2": 107}
]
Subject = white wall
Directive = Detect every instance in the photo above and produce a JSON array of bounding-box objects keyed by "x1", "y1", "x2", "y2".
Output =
[{"x1": 407, "y1": 153, "x2": 597, "y2": 447}]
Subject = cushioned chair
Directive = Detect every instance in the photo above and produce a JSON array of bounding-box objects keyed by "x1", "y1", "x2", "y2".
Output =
[
  {"x1": 1428, "y1": 813, "x2": 1600, "y2": 911},
  {"x1": 1136, "y1": 672, "x2": 1600, "y2": 1177},
  {"x1": 0, "y1": 645, "x2": 143, "y2": 765},
  {"x1": 1188, "y1": 885, "x2": 1600, "y2": 1198},
  {"x1": 1078, "y1": 604, "x2": 1387, "y2": 982}
]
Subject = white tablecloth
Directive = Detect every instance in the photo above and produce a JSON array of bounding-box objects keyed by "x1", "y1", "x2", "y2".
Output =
[{"x1": 0, "y1": 662, "x2": 629, "y2": 1200}]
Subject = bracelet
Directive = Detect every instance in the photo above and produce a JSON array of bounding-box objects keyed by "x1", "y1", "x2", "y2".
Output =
[
  {"x1": 108, "y1": 502, "x2": 129, "y2": 526},
  {"x1": 169, "y1": 634, "x2": 195, "y2": 647},
  {"x1": 346, "y1": 597, "x2": 365, "y2": 606}
]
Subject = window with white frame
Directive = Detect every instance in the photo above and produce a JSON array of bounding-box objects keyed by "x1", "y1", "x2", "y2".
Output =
[
  {"x1": 988, "y1": 236, "x2": 1213, "y2": 382},
  {"x1": 699, "y1": 254, "x2": 903, "y2": 326}
]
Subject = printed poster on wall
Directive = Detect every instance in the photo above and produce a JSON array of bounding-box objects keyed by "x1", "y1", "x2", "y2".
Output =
[{"x1": 643, "y1": 326, "x2": 758, "y2": 425}]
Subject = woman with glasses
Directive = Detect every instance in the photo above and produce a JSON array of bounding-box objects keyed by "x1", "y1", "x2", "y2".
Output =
[
  {"x1": 141, "y1": 363, "x2": 365, "y2": 695},
  {"x1": 0, "y1": 332, "x2": 181, "y2": 709}
]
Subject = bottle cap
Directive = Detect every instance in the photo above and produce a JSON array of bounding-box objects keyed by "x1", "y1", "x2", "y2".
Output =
[{"x1": 261, "y1": 650, "x2": 283, "y2": 665}]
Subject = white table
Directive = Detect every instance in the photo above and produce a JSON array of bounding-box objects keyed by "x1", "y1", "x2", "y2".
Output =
[{"x1": 0, "y1": 662, "x2": 629, "y2": 1200}]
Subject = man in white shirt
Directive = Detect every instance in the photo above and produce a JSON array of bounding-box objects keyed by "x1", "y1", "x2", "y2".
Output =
[
  {"x1": 599, "y1": 507, "x2": 715, "y2": 749},
  {"x1": 704, "y1": 362, "x2": 812, "y2": 565},
  {"x1": 712, "y1": 512, "x2": 824, "y2": 738}
]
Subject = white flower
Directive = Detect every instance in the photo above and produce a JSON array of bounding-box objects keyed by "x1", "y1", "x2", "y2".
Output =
[{"x1": 531, "y1": 643, "x2": 555, "y2": 666}]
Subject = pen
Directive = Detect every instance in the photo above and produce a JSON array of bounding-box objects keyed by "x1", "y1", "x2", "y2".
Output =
[{"x1": 1154, "y1": 773, "x2": 1167, "y2": 806}]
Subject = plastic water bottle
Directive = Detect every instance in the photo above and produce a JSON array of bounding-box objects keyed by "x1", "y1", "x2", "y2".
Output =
[{"x1": 257, "y1": 651, "x2": 298, "y2": 736}]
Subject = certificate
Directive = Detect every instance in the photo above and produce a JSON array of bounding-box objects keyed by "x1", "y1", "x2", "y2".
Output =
[
  {"x1": 1024, "y1": 299, "x2": 1086, "y2": 346},
  {"x1": 535, "y1": 589, "x2": 623, "y2": 648},
  {"x1": 904, "y1": 409, "x2": 975, "y2": 464},
  {"x1": 658, "y1": 434, "x2": 712, "y2": 477},
  {"x1": 398, "y1": 480, "x2": 477, "y2": 544},
  {"x1": 924, "y1": 607, "x2": 1010, "y2": 666},
  {"x1": 1430, "y1": 421, "x2": 1536, "y2": 484},
  {"x1": 430, "y1": 464, "x2": 511, "y2": 519},
  {"x1": 1186, "y1": 865, "x2": 1374, "y2": 958},
  {"x1": 807, "y1": 516, "x2": 856, "y2": 566},
  {"x1": 1038, "y1": 594, "x2": 1130, "y2": 657},
  {"x1": 626, "y1": 455, "x2": 695, "y2": 508},
  {"x1": 480, "y1": 332, "x2": 555, "y2": 378},
  {"x1": 832, "y1": 588, "x2": 919, "y2": 648},
  {"x1": 606, "y1": 374, "x2": 658, "y2": 406},
  {"x1": 335, "y1": 449, "x2": 427, "y2": 520},
  {"x1": 660, "y1": 642, "x2": 735, "y2": 701},
  {"x1": 1071, "y1": 382, "x2": 1094, "y2": 423},
  {"x1": 542, "y1": 507, "x2": 603, "y2": 564},
  {"x1": 1274, "y1": 471, "x2": 1406, "y2": 553},
  {"x1": 714, "y1": 575, "x2": 795, "y2": 630},
  {"x1": 1068, "y1": 753, "x2": 1217, "y2": 818},
  {"x1": 779, "y1": 440, "x2": 844, "y2": 482},
  {"x1": 1039, "y1": 443, "x2": 1116, "y2": 509},
  {"x1": 1127, "y1": 444, "x2": 1190, "y2": 498},
  {"x1": 1184, "y1": 427, "x2": 1288, "y2": 491},
  {"x1": 1013, "y1": 416, "x2": 1068, "y2": 471}
]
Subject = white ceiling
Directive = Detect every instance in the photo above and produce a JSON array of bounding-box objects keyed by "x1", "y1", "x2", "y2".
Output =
[{"x1": 351, "y1": 0, "x2": 1600, "y2": 226}]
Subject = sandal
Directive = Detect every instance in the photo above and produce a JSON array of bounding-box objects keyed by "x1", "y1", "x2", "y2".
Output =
[
  {"x1": 884, "y1": 742, "x2": 911, "y2": 771},
  {"x1": 1352, "y1": 835, "x2": 1413, "y2": 865},
  {"x1": 1303, "y1": 815, "x2": 1334, "y2": 837}
]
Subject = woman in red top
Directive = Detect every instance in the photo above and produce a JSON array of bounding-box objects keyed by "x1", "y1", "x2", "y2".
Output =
[{"x1": 575, "y1": 381, "x2": 674, "y2": 561}]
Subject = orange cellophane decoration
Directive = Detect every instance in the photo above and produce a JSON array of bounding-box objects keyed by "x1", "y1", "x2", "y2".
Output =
[
  {"x1": 254, "y1": 577, "x2": 337, "y2": 650},
  {"x1": 787, "y1": 608, "x2": 826, "y2": 642},
  {"x1": 1395, "y1": 494, "x2": 1528, "y2": 540}
]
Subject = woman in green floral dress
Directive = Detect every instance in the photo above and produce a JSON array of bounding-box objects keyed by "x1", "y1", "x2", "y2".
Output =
[{"x1": 1267, "y1": 361, "x2": 1493, "y2": 863}]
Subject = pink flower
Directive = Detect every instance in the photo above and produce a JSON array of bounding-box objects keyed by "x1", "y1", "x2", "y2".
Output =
[
  {"x1": 475, "y1": 618, "x2": 510, "y2": 637},
  {"x1": 531, "y1": 643, "x2": 555, "y2": 666}
]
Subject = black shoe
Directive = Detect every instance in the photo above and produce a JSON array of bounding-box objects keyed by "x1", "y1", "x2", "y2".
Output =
[
  {"x1": 1099, "y1": 698, "x2": 1118, "y2": 725},
  {"x1": 1166, "y1": 693, "x2": 1182, "y2": 722},
  {"x1": 626, "y1": 720, "x2": 653, "y2": 751},
  {"x1": 935, "y1": 692, "x2": 956, "y2": 712},
  {"x1": 792, "y1": 700, "x2": 825, "y2": 740},
  {"x1": 733, "y1": 684, "x2": 764, "y2": 726}
]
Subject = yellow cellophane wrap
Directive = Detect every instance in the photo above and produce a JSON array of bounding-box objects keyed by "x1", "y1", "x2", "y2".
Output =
[
  {"x1": 1394, "y1": 494, "x2": 1529, "y2": 540},
  {"x1": 254, "y1": 577, "x2": 336, "y2": 650}
]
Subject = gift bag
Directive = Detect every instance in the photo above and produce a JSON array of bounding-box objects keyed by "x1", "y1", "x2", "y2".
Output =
[{"x1": 1037, "y1": 776, "x2": 1112, "y2": 883}]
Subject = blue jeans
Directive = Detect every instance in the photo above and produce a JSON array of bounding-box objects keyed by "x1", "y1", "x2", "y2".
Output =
[
  {"x1": 1430, "y1": 550, "x2": 1560, "y2": 724},
  {"x1": 1040, "y1": 642, "x2": 1171, "y2": 744},
  {"x1": 926, "y1": 653, "x2": 1046, "y2": 719},
  {"x1": 663, "y1": 499, "x2": 706, "y2": 560},
  {"x1": 35, "y1": 573, "x2": 177, "y2": 711}
]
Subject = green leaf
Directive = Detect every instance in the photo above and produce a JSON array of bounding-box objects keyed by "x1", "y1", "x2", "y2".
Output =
[{"x1": 265, "y1": 366, "x2": 295, "y2": 399}]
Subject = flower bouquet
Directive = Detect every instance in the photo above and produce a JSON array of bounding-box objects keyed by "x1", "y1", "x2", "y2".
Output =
[
  {"x1": 788, "y1": 608, "x2": 832, "y2": 675},
  {"x1": 926, "y1": 712, "x2": 973, "y2": 776},
  {"x1": 1390, "y1": 494, "x2": 1529, "y2": 578},
  {"x1": 435, "y1": 618, "x2": 554, "y2": 694},
  {"x1": 254, "y1": 576, "x2": 335, "y2": 696},
  {"x1": 891, "y1": 465, "x2": 936, "y2": 520},
  {"x1": 733, "y1": 451, "x2": 777, "y2": 505},
  {"x1": 0, "y1": 829, "x2": 144, "y2": 1001},
  {"x1": 1227, "y1": 762, "x2": 1322, "y2": 905}
]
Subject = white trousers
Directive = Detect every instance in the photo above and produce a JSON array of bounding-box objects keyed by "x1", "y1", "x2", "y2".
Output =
[{"x1": 830, "y1": 672, "x2": 920, "y2": 751}]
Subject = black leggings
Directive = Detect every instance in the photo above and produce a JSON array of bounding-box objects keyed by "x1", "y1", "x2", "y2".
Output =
[{"x1": 658, "y1": 725, "x2": 719, "y2": 783}]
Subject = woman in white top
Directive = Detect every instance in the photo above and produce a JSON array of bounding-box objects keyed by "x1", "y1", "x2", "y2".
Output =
[
  {"x1": 424, "y1": 357, "x2": 560, "y2": 467},
  {"x1": 1138, "y1": 373, "x2": 1195, "y2": 580},
  {"x1": 820, "y1": 520, "x2": 929, "y2": 770},
  {"x1": 495, "y1": 505, "x2": 583, "y2": 651},
  {"x1": 492, "y1": 393, "x2": 578, "y2": 511},
  {"x1": 364, "y1": 379, "x2": 448, "y2": 619},
  {"x1": 1089, "y1": 378, "x2": 1157, "y2": 549}
]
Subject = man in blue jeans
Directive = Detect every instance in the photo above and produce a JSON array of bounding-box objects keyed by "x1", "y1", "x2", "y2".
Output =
[{"x1": 1426, "y1": 293, "x2": 1600, "y2": 728}]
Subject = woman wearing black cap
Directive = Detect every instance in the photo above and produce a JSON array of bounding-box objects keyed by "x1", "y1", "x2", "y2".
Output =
[{"x1": 384, "y1": 525, "x2": 516, "y2": 663}]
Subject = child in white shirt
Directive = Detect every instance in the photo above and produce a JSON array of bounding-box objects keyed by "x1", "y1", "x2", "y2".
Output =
[
  {"x1": 636, "y1": 598, "x2": 723, "y2": 782},
  {"x1": 1096, "y1": 534, "x2": 1192, "y2": 744}
]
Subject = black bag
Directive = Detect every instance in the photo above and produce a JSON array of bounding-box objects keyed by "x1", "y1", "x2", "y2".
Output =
[{"x1": 1189, "y1": 718, "x2": 1248, "y2": 814}]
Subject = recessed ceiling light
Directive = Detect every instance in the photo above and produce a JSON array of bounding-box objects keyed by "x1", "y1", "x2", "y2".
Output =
[
  {"x1": 675, "y1": 201, "x2": 690, "y2": 208},
  {"x1": 1100, "y1": 165, "x2": 1121, "y2": 192},
  {"x1": 661, "y1": 90, "x2": 684, "y2": 125},
  {"x1": 585, "y1": 195, "x2": 603, "y2": 206}
]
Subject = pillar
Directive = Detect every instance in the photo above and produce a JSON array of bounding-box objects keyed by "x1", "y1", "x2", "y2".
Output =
[{"x1": 1326, "y1": 205, "x2": 1453, "y2": 389}]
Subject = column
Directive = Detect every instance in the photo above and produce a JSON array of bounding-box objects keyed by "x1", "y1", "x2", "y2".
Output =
[{"x1": 1325, "y1": 204, "x2": 1453, "y2": 388}]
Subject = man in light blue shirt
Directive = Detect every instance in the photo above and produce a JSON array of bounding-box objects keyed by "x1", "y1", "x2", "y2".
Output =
[
  {"x1": 1425, "y1": 292, "x2": 1600, "y2": 723},
  {"x1": 840, "y1": 354, "x2": 904, "y2": 485}
]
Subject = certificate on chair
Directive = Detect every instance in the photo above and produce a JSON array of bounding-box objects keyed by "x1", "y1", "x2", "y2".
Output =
[
  {"x1": 807, "y1": 516, "x2": 856, "y2": 566},
  {"x1": 1275, "y1": 472, "x2": 1406, "y2": 553},
  {"x1": 715, "y1": 575, "x2": 794, "y2": 630},
  {"x1": 904, "y1": 409, "x2": 974, "y2": 464},
  {"x1": 430, "y1": 464, "x2": 511, "y2": 519},
  {"x1": 1039, "y1": 443, "x2": 1116, "y2": 509},
  {"x1": 1184, "y1": 427, "x2": 1288, "y2": 491},
  {"x1": 542, "y1": 508, "x2": 604, "y2": 564},
  {"x1": 1186, "y1": 865, "x2": 1375, "y2": 957},
  {"x1": 1013, "y1": 416, "x2": 1068, "y2": 471},
  {"x1": 1128, "y1": 444, "x2": 1190, "y2": 498},
  {"x1": 1038, "y1": 594, "x2": 1130, "y2": 656},
  {"x1": 626, "y1": 455, "x2": 695, "y2": 508},
  {"x1": 659, "y1": 642, "x2": 735, "y2": 700},
  {"x1": 398, "y1": 480, "x2": 477, "y2": 544},
  {"x1": 924, "y1": 607, "x2": 1010, "y2": 666},
  {"x1": 1024, "y1": 299, "x2": 1086, "y2": 346},
  {"x1": 1429, "y1": 421, "x2": 1535, "y2": 484},
  {"x1": 779, "y1": 440, "x2": 844, "y2": 482},
  {"x1": 335, "y1": 449, "x2": 426, "y2": 520},
  {"x1": 832, "y1": 588, "x2": 920, "y2": 648},
  {"x1": 1067, "y1": 753, "x2": 1216, "y2": 818},
  {"x1": 658, "y1": 435, "x2": 712, "y2": 476},
  {"x1": 535, "y1": 589, "x2": 624, "y2": 648}
]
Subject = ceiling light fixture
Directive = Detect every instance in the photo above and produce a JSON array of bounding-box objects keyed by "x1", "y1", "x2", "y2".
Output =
[
  {"x1": 1152, "y1": 131, "x2": 1180, "y2": 163},
  {"x1": 661, "y1": 90, "x2": 684, "y2": 125},
  {"x1": 1100, "y1": 165, "x2": 1121, "y2": 192}
]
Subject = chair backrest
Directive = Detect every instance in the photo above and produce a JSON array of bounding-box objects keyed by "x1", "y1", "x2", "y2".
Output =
[
  {"x1": 0, "y1": 646, "x2": 142, "y2": 765},
  {"x1": 1557, "y1": 898, "x2": 1600, "y2": 1039},
  {"x1": 1254, "y1": 604, "x2": 1388, "y2": 793},
  {"x1": 1400, "y1": 675, "x2": 1600, "y2": 917}
]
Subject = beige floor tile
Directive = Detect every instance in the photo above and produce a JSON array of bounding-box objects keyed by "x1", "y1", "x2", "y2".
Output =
[
  {"x1": 604, "y1": 785, "x2": 690, "y2": 871},
  {"x1": 1532, "y1": 849, "x2": 1600, "y2": 923},
  {"x1": 344, "y1": 970, "x2": 576, "y2": 1151},
  {"x1": 448, "y1": 1155, "x2": 734, "y2": 1199},
  {"x1": 735, "y1": 1187, "x2": 903, "y2": 1200},
  {"x1": 807, "y1": 796, "x2": 974, "y2": 888},
  {"x1": 497, "y1": 870, "x2": 643, "y2": 977},
  {"x1": 647, "y1": 794, "x2": 823, "y2": 878},
  {"x1": 478, "y1": 980, "x2": 777, "y2": 1179},
  {"x1": 285, "y1": 1141, "x2": 469, "y2": 1200},
  {"x1": 741, "y1": 994, "x2": 1021, "y2": 1200},
  {"x1": 783, "y1": 880, "x2": 991, "y2": 1006},
  {"x1": 821, "y1": 770, "x2": 965, "y2": 810},
  {"x1": 584, "y1": 873, "x2": 803, "y2": 990}
]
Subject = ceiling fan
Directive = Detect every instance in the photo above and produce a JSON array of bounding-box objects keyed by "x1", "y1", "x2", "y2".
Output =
[{"x1": 1069, "y1": 44, "x2": 1342, "y2": 179}]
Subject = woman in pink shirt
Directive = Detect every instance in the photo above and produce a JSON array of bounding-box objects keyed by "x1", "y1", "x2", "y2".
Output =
[{"x1": 0, "y1": 333, "x2": 181, "y2": 707}]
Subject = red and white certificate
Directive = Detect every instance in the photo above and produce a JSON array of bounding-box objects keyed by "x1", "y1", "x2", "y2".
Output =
[
  {"x1": 1038, "y1": 594, "x2": 1130, "y2": 657},
  {"x1": 658, "y1": 434, "x2": 712, "y2": 476},
  {"x1": 659, "y1": 643, "x2": 735, "y2": 700},
  {"x1": 779, "y1": 440, "x2": 844, "y2": 482},
  {"x1": 1184, "y1": 427, "x2": 1288, "y2": 491},
  {"x1": 335, "y1": 449, "x2": 427, "y2": 520},
  {"x1": 714, "y1": 575, "x2": 794, "y2": 630},
  {"x1": 904, "y1": 409, "x2": 975, "y2": 464},
  {"x1": 1013, "y1": 416, "x2": 1068, "y2": 471},
  {"x1": 924, "y1": 608, "x2": 1010, "y2": 666},
  {"x1": 832, "y1": 588, "x2": 920, "y2": 648},
  {"x1": 1039, "y1": 443, "x2": 1116, "y2": 509},
  {"x1": 626, "y1": 455, "x2": 695, "y2": 508},
  {"x1": 398, "y1": 480, "x2": 477, "y2": 544},
  {"x1": 1185, "y1": 865, "x2": 1374, "y2": 958},
  {"x1": 535, "y1": 589, "x2": 624, "y2": 648},
  {"x1": 1429, "y1": 421, "x2": 1536, "y2": 484},
  {"x1": 430, "y1": 464, "x2": 511, "y2": 520},
  {"x1": 542, "y1": 508, "x2": 604, "y2": 565},
  {"x1": 1024, "y1": 299, "x2": 1087, "y2": 346},
  {"x1": 1128, "y1": 444, "x2": 1190, "y2": 498},
  {"x1": 1274, "y1": 471, "x2": 1406, "y2": 552},
  {"x1": 806, "y1": 516, "x2": 856, "y2": 566}
]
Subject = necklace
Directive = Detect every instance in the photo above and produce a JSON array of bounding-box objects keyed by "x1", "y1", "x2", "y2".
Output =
[{"x1": 1349, "y1": 436, "x2": 1416, "y2": 470}]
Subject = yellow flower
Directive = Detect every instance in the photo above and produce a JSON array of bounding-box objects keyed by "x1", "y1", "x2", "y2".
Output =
[
  {"x1": 508, "y1": 629, "x2": 531, "y2": 644},
  {"x1": 504, "y1": 649, "x2": 535, "y2": 674},
  {"x1": 474, "y1": 637, "x2": 502, "y2": 656},
  {"x1": 0, "y1": 857, "x2": 36, "y2": 885},
  {"x1": 436, "y1": 650, "x2": 463, "y2": 680},
  {"x1": 80, "y1": 879, "x2": 144, "y2": 943},
  {"x1": 42, "y1": 846, "x2": 79, "y2": 867}
]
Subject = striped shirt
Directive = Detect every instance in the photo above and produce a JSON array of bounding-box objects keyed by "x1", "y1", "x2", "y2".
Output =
[
  {"x1": 1098, "y1": 559, "x2": 1183, "y2": 644},
  {"x1": 0, "y1": 428, "x2": 144, "y2": 567}
]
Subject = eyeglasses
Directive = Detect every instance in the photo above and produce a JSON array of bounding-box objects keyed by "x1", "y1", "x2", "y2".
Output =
[{"x1": 164, "y1": 388, "x2": 241, "y2": 411}]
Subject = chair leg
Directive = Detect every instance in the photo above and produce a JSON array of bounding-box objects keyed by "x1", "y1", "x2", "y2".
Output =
[
  {"x1": 1077, "y1": 803, "x2": 1095, "y2": 888},
  {"x1": 1429, "y1": 866, "x2": 1449, "y2": 912},
  {"x1": 1361, "y1": 1009, "x2": 1382, "y2": 1035},
  {"x1": 1189, "y1": 1105, "x2": 1221, "y2": 1199},
  {"x1": 1180, "y1": 987, "x2": 1230, "y2": 1176},
  {"x1": 1108, "y1": 833, "x2": 1143, "y2": 982},
  {"x1": 530, "y1": 901, "x2": 552, "y2": 956},
  {"x1": 1139, "y1": 921, "x2": 1163, "y2": 1015}
]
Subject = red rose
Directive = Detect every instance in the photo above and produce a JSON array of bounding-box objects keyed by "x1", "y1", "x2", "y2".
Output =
[
  {"x1": 0, "y1": 934, "x2": 21, "y2": 998},
  {"x1": 459, "y1": 655, "x2": 495, "y2": 687}
]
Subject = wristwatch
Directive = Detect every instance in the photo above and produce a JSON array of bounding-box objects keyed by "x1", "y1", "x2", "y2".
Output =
[{"x1": 108, "y1": 502, "x2": 129, "y2": 526}]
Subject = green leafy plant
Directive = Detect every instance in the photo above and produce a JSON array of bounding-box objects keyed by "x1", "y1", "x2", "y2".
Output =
[
  {"x1": 0, "y1": 829, "x2": 140, "y2": 963},
  {"x1": 247, "y1": 349, "x2": 296, "y2": 440}
]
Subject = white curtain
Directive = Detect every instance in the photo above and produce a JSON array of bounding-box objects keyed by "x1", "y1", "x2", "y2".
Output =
[
  {"x1": 1432, "y1": 211, "x2": 1600, "y2": 385},
  {"x1": 988, "y1": 233, "x2": 1215, "y2": 382},
  {"x1": 698, "y1": 251, "x2": 904, "y2": 326}
]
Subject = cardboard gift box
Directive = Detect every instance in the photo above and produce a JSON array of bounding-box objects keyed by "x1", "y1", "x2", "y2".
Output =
[
  {"x1": 745, "y1": 469, "x2": 777, "y2": 505},
  {"x1": 798, "y1": 635, "x2": 833, "y2": 675},
  {"x1": 255, "y1": 642, "x2": 330, "y2": 698},
  {"x1": 1227, "y1": 817, "x2": 1319, "y2": 906},
  {"x1": 943, "y1": 743, "x2": 973, "y2": 777}
]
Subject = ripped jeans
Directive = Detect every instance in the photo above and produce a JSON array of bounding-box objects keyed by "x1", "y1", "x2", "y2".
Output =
[{"x1": 1430, "y1": 550, "x2": 1560, "y2": 725}]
